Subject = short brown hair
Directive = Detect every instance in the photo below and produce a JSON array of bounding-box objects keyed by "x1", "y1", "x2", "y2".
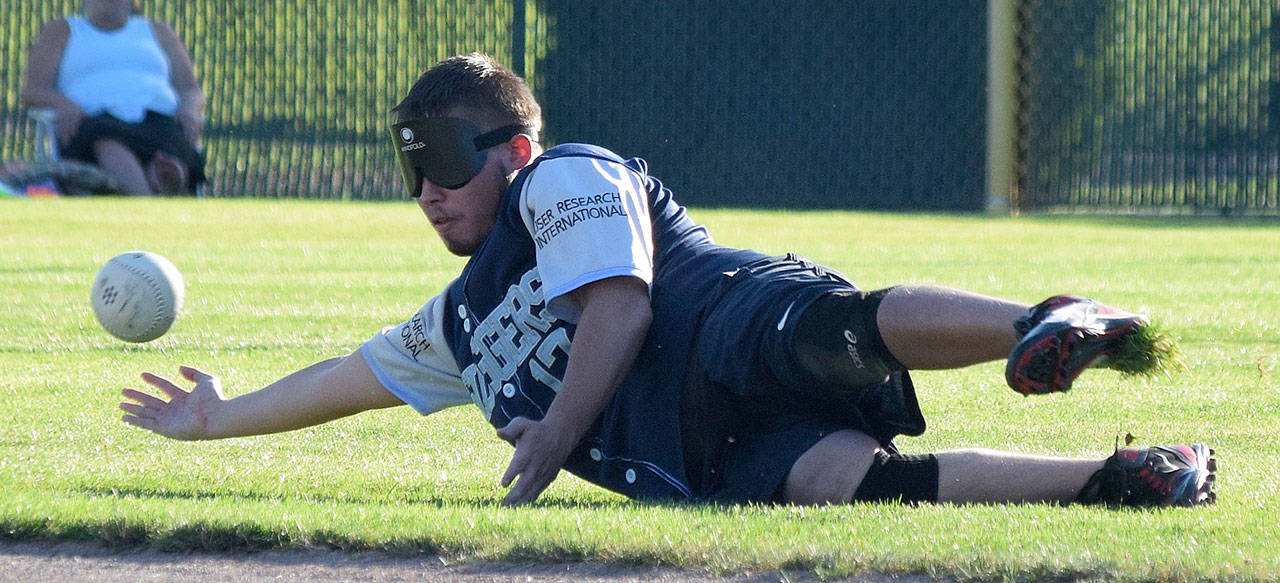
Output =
[{"x1": 393, "y1": 53, "x2": 542, "y2": 140}]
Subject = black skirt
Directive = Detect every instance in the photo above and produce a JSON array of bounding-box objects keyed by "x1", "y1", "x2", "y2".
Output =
[{"x1": 61, "y1": 110, "x2": 206, "y2": 192}]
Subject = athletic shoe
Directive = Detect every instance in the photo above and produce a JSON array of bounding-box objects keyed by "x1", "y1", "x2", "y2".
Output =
[
  {"x1": 1076, "y1": 443, "x2": 1217, "y2": 507},
  {"x1": 1006, "y1": 295, "x2": 1148, "y2": 395}
]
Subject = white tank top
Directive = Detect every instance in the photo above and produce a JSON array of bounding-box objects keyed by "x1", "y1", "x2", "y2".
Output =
[{"x1": 57, "y1": 15, "x2": 179, "y2": 122}]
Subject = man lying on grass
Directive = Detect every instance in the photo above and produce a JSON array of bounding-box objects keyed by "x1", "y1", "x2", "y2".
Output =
[{"x1": 121, "y1": 53, "x2": 1215, "y2": 508}]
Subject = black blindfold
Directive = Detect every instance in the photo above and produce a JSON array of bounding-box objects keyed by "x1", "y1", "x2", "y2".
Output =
[{"x1": 390, "y1": 117, "x2": 528, "y2": 195}]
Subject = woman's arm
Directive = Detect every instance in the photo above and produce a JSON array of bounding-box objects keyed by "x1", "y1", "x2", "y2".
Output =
[
  {"x1": 151, "y1": 20, "x2": 205, "y2": 144},
  {"x1": 20, "y1": 18, "x2": 84, "y2": 144}
]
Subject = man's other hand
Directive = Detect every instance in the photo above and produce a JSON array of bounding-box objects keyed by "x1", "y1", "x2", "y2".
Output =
[{"x1": 496, "y1": 416, "x2": 575, "y2": 506}]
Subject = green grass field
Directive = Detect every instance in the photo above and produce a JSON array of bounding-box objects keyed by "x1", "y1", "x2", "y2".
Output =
[{"x1": 2, "y1": 198, "x2": 1278, "y2": 582}]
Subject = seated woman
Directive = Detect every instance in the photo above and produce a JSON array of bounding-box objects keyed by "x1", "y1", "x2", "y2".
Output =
[{"x1": 20, "y1": 0, "x2": 206, "y2": 195}]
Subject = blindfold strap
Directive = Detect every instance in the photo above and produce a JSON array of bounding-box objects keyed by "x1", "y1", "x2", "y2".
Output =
[{"x1": 473, "y1": 124, "x2": 531, "y2": 151}]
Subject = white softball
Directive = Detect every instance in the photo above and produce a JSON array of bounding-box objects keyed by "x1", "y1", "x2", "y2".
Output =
[{"x1": 91, "y1": 251, "x2": 185, "y2": 343}]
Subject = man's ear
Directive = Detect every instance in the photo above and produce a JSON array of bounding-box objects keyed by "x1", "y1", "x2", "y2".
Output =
[{"x1": 502, "y1": 134, "x2": 535, "y2": 173}]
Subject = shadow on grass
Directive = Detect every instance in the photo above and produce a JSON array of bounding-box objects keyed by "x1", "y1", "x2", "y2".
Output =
[
  {"x1": 0, "y1": 486, "x2": 1144, "y2": 580},
  {"x1": 1, "y1": 484, "x2": 745, "y2": 555},
  {"x1": 0, "y1": 515, "x2": 423, "y2": 554},
  {"x1": 71, "y1": 484, "x2": 652, "y2": 511},
  {"x1": 1, "y1": 505, "x2": 714, "y2": 563},
  {"x1": 0, "y1": 516, "x2": 738, "y2": 573}
]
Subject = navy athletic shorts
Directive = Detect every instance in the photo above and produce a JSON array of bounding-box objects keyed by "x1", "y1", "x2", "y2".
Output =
[
  {"x1": 684, "y1": 254, "x2": 926, "y2": 503},
  {"x1": 706, "y1": 371, "x2": 922, "y2": 503}
]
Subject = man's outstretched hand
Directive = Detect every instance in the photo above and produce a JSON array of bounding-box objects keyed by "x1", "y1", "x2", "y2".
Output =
[{"x1": 120, "y1": 366, "x2": 226, "y2": 441}]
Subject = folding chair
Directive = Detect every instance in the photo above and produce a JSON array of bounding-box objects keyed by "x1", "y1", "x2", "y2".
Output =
[
  {"x1": 23, "y1": 108, "x2": 204, "y2": 196},
  {"x1": 13, "y1": 108, "x2": 121, "y2": 195}
]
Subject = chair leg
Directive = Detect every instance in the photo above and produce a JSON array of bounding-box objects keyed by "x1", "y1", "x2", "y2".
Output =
[{"x1": 28, "y1": 108, "x2": 61, "y2": 161}]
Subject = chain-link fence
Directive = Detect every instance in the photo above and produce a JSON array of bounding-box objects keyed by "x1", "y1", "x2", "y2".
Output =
[
  {"x1": 535, "y1": 0, "x2": 988, "y2": 210},
  {"x1": 3, "y1": 1, "x2": 1278, "y2": 212},
  {"x1": 1018, "y1": 0, "x2": 1279, "y2": 213}
]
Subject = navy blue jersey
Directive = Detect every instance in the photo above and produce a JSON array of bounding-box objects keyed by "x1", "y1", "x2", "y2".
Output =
[{"x1": 438, "y1": 143, "x2": 768, "y2": 498}]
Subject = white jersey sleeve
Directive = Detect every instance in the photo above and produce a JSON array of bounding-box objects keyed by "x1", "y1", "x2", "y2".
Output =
[
  {"x1": 359, "y1": 291, "x2": 471, "y2": 415},
  {"x1": 518, "y1": 156, "x2": 654, "y2": 322}
]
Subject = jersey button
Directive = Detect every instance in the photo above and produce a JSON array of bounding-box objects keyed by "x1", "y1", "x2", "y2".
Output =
[
  {"x1": 457, "y1": 305, "x2": 468, "y2": 319},
  {"x1": 589, "y1": 448, "x2": 602, "y2": 462},
  {"x1": 502, "y1": 383, "x2": 516, "y2": 398},
  {"x1": 624, "y1": 468, "x2": 637, "y2": 484}
]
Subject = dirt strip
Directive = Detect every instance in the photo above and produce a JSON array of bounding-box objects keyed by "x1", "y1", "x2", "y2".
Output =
[{"x1": 0, "y1": 541, "x2": 941, "y2": 583}]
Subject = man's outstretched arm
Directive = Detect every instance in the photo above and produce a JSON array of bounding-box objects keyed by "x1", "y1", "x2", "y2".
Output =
[{"x1": 120, "y1": 350, "x2": 403, "y2": 441}]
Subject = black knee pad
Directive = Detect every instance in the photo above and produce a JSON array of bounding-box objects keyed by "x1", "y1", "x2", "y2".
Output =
[
  {"x1": 792, "y1": 288, "x2": 905, "y2": 391},
  {"x1": 852, "y1": 450, "x2": 939, "y2": 504}
]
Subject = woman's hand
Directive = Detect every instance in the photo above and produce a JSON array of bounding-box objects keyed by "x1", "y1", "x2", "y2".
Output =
[{"x1": 52, "y1": 101, "x2": 84, "y2": 145}]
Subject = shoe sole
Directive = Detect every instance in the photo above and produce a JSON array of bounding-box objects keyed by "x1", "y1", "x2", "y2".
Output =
[
  {"x1": 1167, "y1": 443, "x2": 1217, "y2": 506},
  {"x1": 1007, "y1": 307, "x2": 1147, "y2": 394}
]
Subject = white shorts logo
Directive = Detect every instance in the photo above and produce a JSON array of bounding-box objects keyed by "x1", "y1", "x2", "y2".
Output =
[
  {"x1": 843, "y1": 329, "x2": 866, "y2": 369},
  {"x1": 776, "y1": 301, "x2": 797, "y2": 331}
]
